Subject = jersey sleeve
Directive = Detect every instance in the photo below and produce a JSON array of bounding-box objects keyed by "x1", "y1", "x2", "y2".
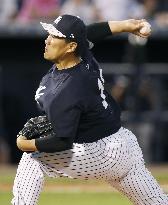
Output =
[
  {"x1": 45, "y1": 76, "x2": 83, "y2": 141},
  {"x1": 86, "y1": 22, "x2": 112, "y2": 43}
]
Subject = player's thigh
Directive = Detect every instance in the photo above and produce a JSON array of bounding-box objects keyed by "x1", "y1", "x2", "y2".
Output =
[
  {"x1": 12, "y1": 152, "x2": 45, "y2": 205},
  {"x1": 109, "y1": 165, "x2": 168, "y2": 205},
  {"x1": 15, "y1": 152, "x2": 43, "y2": 178},
  {"x1": 31, "y1": 143, "x2": 107, "y2": 180},
  {"x1": 31, "y1": 144, "x2": 88, "y2": 179}
]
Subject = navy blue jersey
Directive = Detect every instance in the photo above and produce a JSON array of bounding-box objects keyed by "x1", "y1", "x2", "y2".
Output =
[{"x1": 35, "y1": 58, "x2": 121, "y2": 143}]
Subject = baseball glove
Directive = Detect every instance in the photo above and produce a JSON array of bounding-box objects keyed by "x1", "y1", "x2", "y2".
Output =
[{"x1": 17, "y1": 115, "x2": 54, "y2": 140}]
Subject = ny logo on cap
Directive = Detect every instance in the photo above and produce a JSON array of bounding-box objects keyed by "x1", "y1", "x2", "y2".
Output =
[{"x1": 54, "y1": 16, "x2": 62, "y2": 24}]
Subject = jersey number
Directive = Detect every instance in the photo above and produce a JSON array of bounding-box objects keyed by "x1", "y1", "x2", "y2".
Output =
[{"x1": 98, "y1": 69, "x2": 108, "y2": 109}]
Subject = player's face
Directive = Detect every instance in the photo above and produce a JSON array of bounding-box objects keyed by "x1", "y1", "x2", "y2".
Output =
[{"x1": 44, "y1": 35, "x2": 73, "y2": 63}]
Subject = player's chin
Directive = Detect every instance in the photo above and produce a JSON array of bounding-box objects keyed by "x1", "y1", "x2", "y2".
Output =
[
  {"x1": 44, "y1": 54, "x2": 57, "y2": 63},
  {"x1": 44, "y1": 53, "x2": 52, "y2": 61}
]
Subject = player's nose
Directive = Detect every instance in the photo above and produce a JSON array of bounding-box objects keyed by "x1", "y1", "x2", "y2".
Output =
[{"x1": 45, "y1": 35, "x2": 51, "y2": 45}]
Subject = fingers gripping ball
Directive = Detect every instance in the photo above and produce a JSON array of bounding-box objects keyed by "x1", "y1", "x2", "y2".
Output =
[
  {"x1": 140, "y1": 22, "x2": 151, "y2": 35},
  {"x1": 17, "y1": 115, "x2": 54, "y2": 140}
]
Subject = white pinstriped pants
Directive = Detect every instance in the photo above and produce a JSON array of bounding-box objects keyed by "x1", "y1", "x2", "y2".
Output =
[{"x1": 11, "y1": 127, "x2": 168, "y2": 205}]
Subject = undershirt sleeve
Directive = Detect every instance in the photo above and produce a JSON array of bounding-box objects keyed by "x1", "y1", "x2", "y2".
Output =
[
  {"x1": 86, "y1": 22, "x2": 112, "y2": 43},
  {"x1": 35, "y1": 134, "x2": 74, "y2": 153}
]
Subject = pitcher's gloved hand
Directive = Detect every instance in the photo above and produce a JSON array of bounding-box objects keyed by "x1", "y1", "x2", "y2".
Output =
[{"x1": 17, "y1": 115, "x2": 54, "y2": 140}]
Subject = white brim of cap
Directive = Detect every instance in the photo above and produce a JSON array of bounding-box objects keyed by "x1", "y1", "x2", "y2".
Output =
[{"x1": 40, "y1": 22, "x2": 66, "y2": 38}]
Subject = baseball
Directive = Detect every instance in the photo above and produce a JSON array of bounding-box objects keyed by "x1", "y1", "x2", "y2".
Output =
[{"x1": 140, "y1": 22, "x2": 151, "y2": 35}]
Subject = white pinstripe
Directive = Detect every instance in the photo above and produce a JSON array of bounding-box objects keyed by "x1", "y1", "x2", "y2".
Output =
[{"x1": 12, "y1": 127, "x2": 168, "y2": 205}]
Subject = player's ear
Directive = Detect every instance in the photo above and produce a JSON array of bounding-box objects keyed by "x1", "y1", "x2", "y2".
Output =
[{"x1": 66, "y1": 42, "x2": 78, "y2": 53}]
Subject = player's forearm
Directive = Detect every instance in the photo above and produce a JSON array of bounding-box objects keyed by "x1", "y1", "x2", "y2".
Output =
[
  {"x1": 87, "y1": 21, "x2": 128, "y2": 39},
  {"x1": 108, "y1": 21, "x2": 128, "y2": 33},
  {"x1": 17, "y1": 136, "x2": 38, "y2": 152},
  {"x1": 108, "y1": 20, "x2": 142, "y2": 33},
  {"x1": 108, "y1": 19, "x2": 151, "y2": 37}
]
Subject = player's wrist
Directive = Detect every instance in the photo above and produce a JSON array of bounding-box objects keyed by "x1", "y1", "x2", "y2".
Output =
[
  {"x1": 121, "y1": 19, "x2": 138, "y2": 33},
  {"x1": 16, "y1": 137, "x2": 37, "y2": 152},
  {"x1": 122, "y1": 19, "x2": 151, "y2": 34},
  {"x1": 108, "y1": 20, "x2": 135, "y2": 33}
]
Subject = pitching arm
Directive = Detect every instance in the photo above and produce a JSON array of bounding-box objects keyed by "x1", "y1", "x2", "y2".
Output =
[{"x1": 86, "y1": 19, "x2": 151, "y2": 43}]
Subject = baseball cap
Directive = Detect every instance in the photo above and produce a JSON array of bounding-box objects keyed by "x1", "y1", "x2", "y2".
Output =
[{"x1": 40, "y1": 14, "x2": 87, "y2": 43}]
